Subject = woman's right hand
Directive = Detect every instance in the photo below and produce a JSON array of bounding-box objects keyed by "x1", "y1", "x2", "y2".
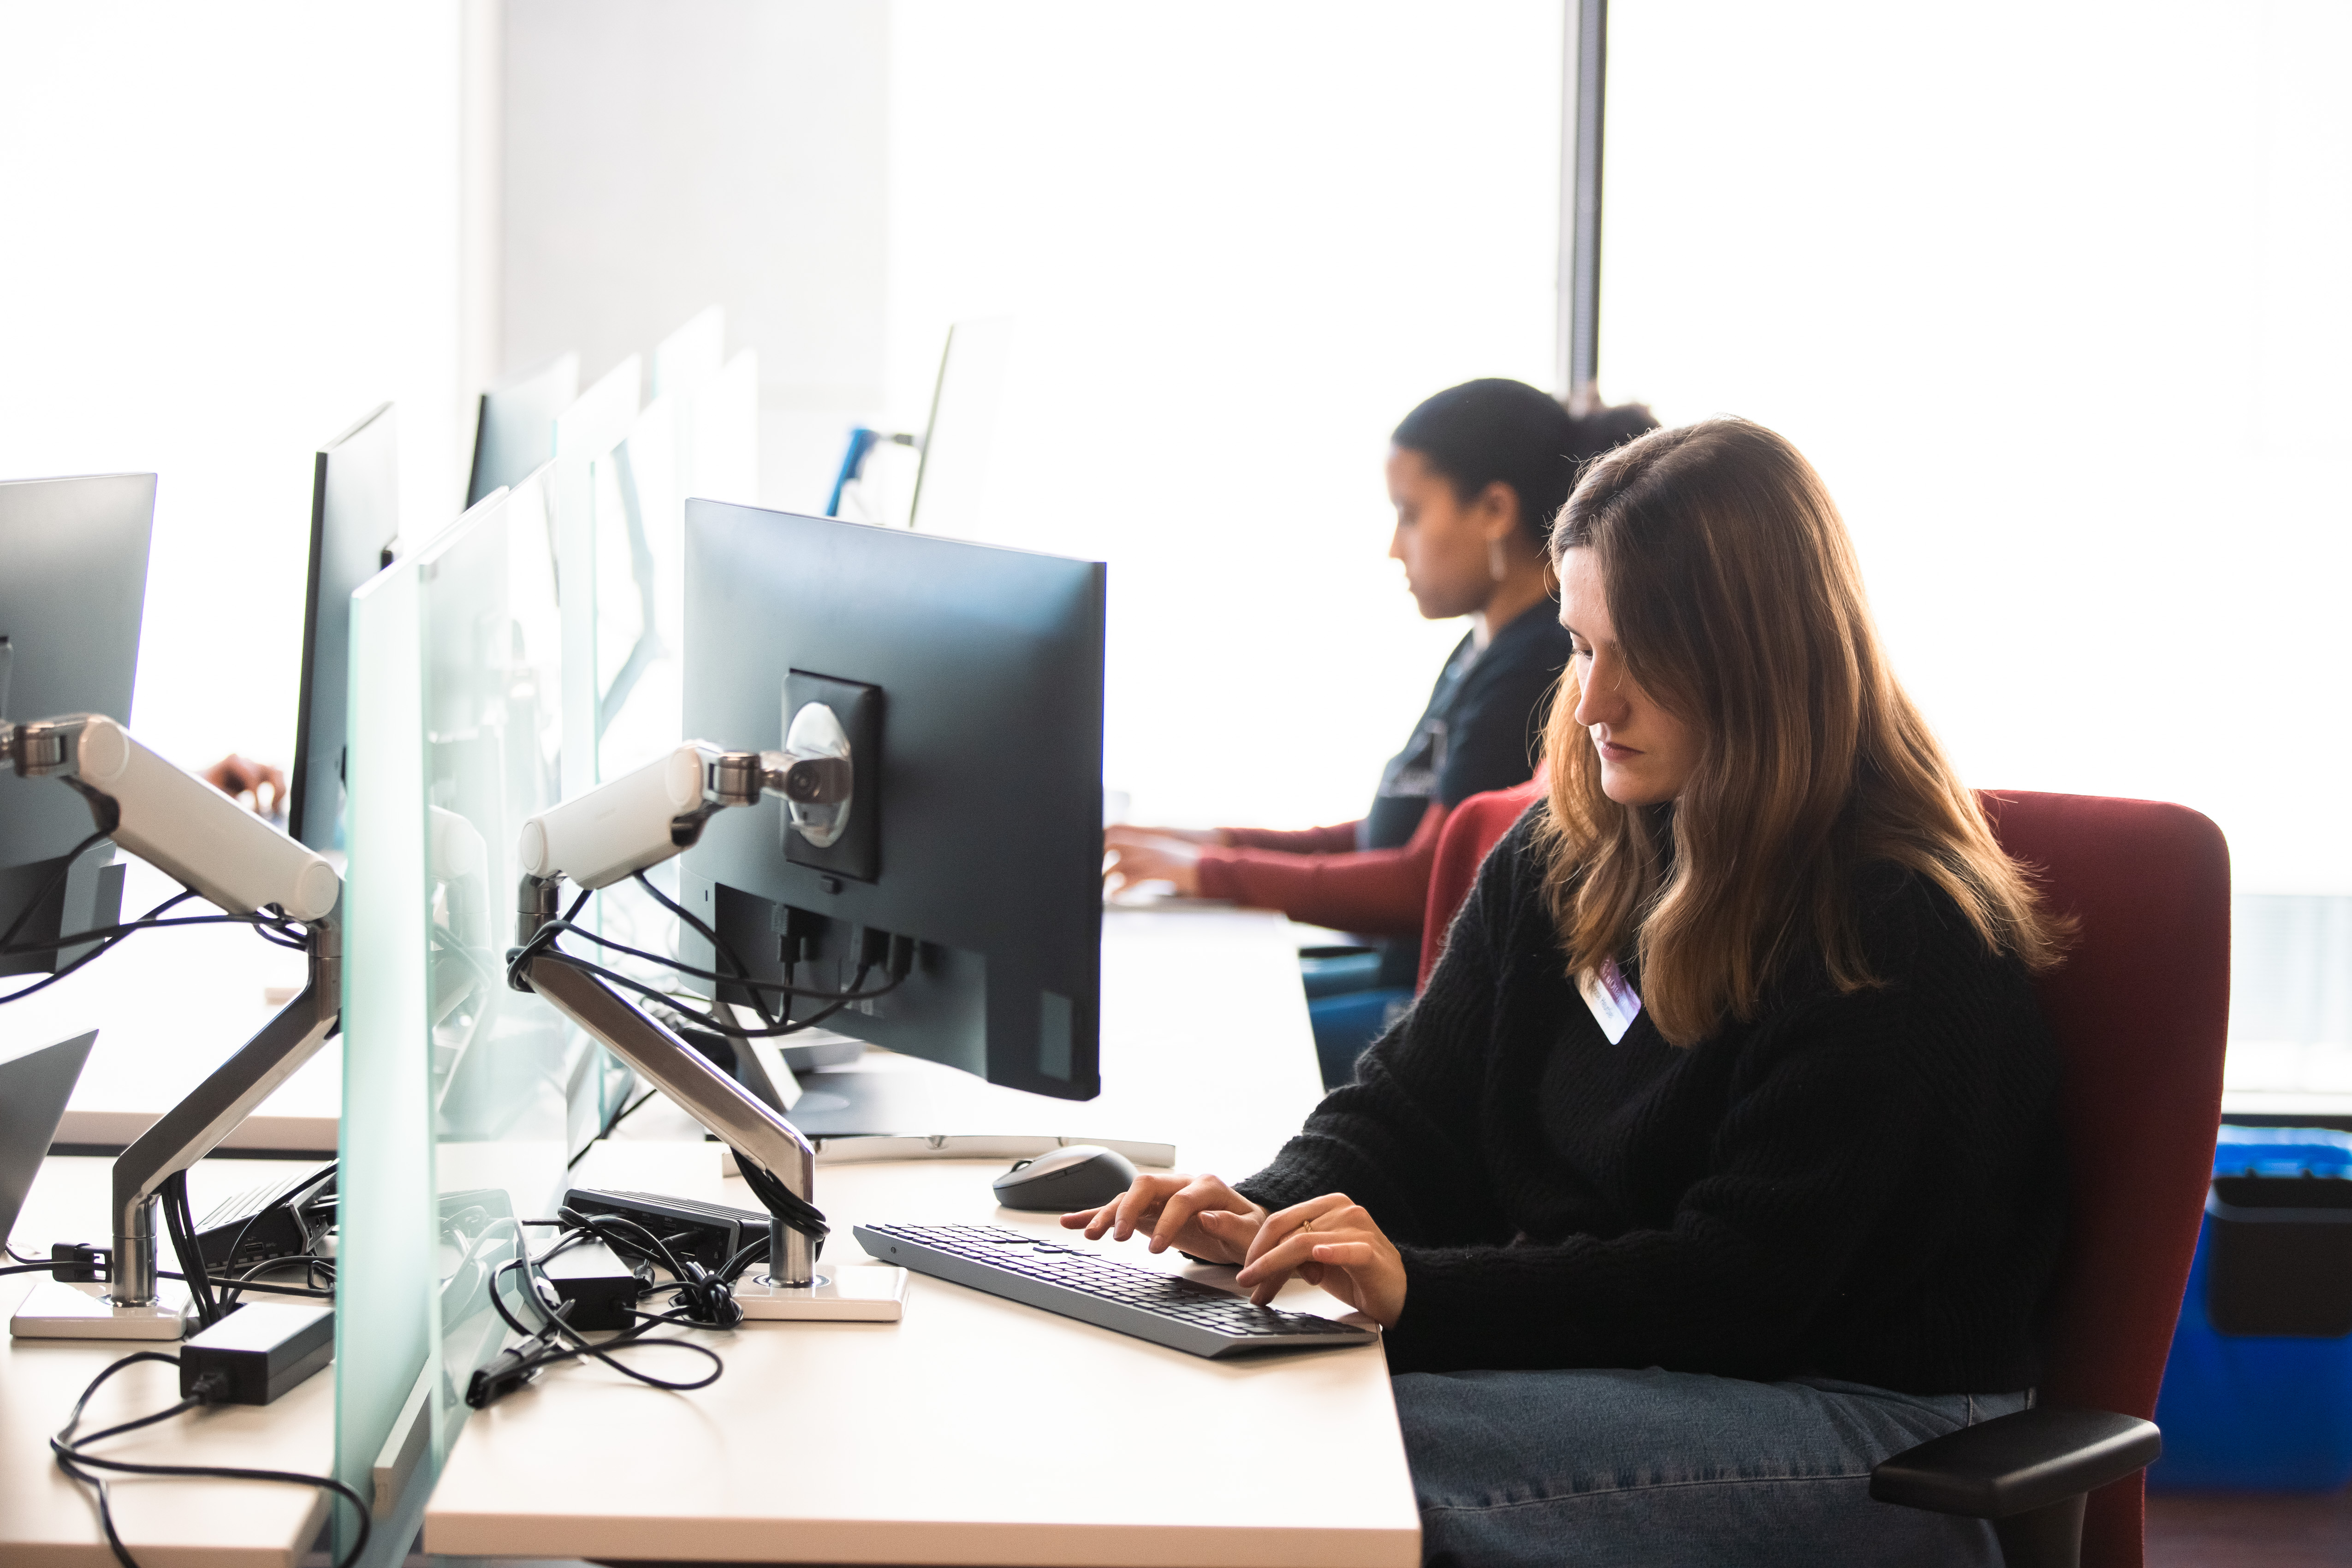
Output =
[
  {"x1": 1104, "y1": 825, "x2": 1227, "y2": 847},
  {"x1": 1059, "y1": 1171, "x2": 1268, "y2": 1265}
]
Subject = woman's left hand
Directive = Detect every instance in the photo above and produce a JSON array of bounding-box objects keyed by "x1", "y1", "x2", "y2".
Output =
[
  {"x1": 1103, "y1": 828, "x2": 1205, "y2": 897},
  {"x1": 1233, "y1": 1193, "x2": 1406, "y2": 1328}
]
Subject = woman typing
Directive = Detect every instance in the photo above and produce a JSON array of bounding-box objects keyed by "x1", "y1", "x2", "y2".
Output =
[
  {"x1": 1105, "y1": 380, "x2": 1654, "y2": 949},
  {"x1": 1072, "y1": 418, "x2": 2069, "y2": 1566}
]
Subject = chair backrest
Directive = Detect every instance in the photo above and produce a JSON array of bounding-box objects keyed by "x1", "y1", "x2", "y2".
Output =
[
  {"x1": 1418, "y1": 778, "x2": 1545, "y2": 987},
  {"x1": 1977, "y1": 791, "x2": 2229, "y2": 1568},
  {"x1": 1416, "y1": 786, "x2": 2231, "y2": 1568}
]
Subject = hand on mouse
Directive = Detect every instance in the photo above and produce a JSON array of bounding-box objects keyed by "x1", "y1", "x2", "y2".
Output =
[
  {"x1": 1233, "y1": 1193, "x2": 1406, "y2": 1328},
  {"x1": 1060, "y1": 1171, "x2": 1267, "y2": 1265}
]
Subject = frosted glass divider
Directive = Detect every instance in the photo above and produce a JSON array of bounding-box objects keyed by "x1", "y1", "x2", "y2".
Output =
[
  {"x1": 552, "y1": 354, "x2": 641, "y2": 800},
  {"x1": 335, "y1": 556, "x2": 433, "y2": 1558}
]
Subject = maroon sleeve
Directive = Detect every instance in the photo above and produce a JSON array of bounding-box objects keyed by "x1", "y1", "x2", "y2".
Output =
[
  {"x1": 1194, "y1": 803, "x2": 1448, "y2": 936},
  {"x1": 1219, "y1": 820, "x2": 1363, "y2": 855}
]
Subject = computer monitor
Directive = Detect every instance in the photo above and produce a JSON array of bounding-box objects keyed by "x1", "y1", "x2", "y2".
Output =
[
  {"x1": 908, "y1": 315, "x2": 1014, "y2": 535},
  {"x1": 467, "y1": 352, "x2": 580, "y2": 508},
  {"x1": 0, "y1": 474, "x2": 154, "y2": 979},
  {"x1": 0, "y1": 1033, "x2": 97, "y2": 1244},
  {"x1": 288, "y1": 404, "x2": 399, "y2": 852},
  {"x1": 681, "y1": 504, "x2": 1105, "y2": 1108}
]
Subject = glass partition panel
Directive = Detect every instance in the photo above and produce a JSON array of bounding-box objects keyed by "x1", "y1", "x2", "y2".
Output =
[
  {"x1": 587, "y1": 344, "x2": 758, "y2": 1004},
  {"x1": 335, "y1": 485, "x2": 574, "y2": 1556},
  {"x1": 334, "y1": 558, "x2": 432, "y2": 1560},
  {"x1": 416, "y1": 486, "x2": 571, "y2": 1466},
  {"x1": 552, "y1": 355, "x2": 641, "y2": 801}
]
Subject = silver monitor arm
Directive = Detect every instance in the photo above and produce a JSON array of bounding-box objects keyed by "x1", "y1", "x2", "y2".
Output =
[
  {"x1": 4, "y1": 714, "x2": 340, "y2": 1339},
  {"x1": 511, "y1": 731, "x2": 900, "y2": 1320}
]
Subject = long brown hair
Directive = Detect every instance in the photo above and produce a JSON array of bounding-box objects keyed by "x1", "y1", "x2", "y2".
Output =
[{"x1": 1535, "y1": 418, "x2": 2067, "y2": 1046}]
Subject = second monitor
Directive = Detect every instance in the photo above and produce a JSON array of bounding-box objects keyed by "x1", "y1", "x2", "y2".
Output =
[{"x1": 680, "y1": 503, "x2": 1105, "y2": 1105}]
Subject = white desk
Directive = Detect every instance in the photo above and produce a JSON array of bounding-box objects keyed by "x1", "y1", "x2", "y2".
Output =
[
  {"x1": 0, "y1": 860, "x2": 336, "y2": 1154},
  {"x1": 424, "y1": 907, "x2": 1423, "y2": 1567},
  {"x1": 0, "y1": 1157, "x2": 338, "y2": 1568}
]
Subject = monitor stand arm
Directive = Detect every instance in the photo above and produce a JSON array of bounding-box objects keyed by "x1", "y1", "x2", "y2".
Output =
[
  {"x1": 519, "y1": 950, "x2": 906, "y2": 1322},
  {"x1": 523, "y1": 952, "x2": 818, "y2": 1286},
  {"x1": 11, "y1": 915, "x2": 342, "y2": 1342}
]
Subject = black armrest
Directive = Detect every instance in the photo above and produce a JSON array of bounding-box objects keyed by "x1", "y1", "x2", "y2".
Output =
[{"x1": 1871, "y1": 1407, "x2": 2162, "y2": 1518}]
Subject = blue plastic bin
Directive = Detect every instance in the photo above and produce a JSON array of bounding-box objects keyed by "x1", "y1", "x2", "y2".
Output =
[{"x1": 2147, "y1": 1125, "x2": 2352, "y2": 1492}]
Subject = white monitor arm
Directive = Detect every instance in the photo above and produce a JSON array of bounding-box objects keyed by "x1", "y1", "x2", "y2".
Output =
[
  {"x1": 509, "y1": 728, "x2": 890, "y2": 1319},
  {"x1": 3, "y1": 714, "x2": 341, "y2": 1337}
]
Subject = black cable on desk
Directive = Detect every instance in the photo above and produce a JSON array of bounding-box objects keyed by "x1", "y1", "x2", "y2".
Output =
[
  {"x1": 50, "y1": 1350, "x2": 372, "y2": 1568},
  {"x1": 467, "y1": 1245, "x2": 725, "y2": 1408}
]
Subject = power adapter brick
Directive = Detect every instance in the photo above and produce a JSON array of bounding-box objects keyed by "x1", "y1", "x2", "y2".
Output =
[
  {"x1": 180, "y1": 1302, "x2": 334, "y2": 1405},
  {"x1": 541, "y1": 1240, "x2": 647, "y2": 1331}
]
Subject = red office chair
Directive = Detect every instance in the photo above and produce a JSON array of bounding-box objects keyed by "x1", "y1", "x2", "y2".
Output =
[
  {"x1": 1416, "y1": 787, "x2": 2232, "y2": 1568},
  {"x1": 1418, "y1": 778, "x2": 1545, "y2": 988}
]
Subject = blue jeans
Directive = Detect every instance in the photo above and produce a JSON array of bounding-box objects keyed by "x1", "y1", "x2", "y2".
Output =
[{"x1": 1394, "y1": 1367, "x2": 2031, "y2": 1567}]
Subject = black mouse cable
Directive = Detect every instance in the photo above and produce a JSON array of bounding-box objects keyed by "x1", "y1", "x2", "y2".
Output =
[{"x1": 52, "y1": 1349, "x2": 372, "y2": 1568}]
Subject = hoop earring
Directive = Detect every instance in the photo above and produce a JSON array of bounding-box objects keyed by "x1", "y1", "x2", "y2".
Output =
[{"x1": 1488, "y1": 537, "x2": 1509, "y2": 582}]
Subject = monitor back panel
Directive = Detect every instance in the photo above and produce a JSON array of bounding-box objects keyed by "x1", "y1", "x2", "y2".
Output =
[
  {"x1": 0, "y1": 473, "x2": 154, "y2": 875},
  {"x1": 683, "y1": 503, "x2": 1105, "y2": 1100},
  {"x1": 291, "y1": 406, "x2": 398, "y2": 850},
  {"x1": 0, "y1": 1032, "x2": 97, "y2": 1245},
  {"x1": 468, "y1": 353, "x2": 579, "y2": 507}
]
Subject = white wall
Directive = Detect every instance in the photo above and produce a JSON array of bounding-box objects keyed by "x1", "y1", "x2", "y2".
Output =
[
  {"x1": 0, "y1": 5, "x2": 468, "y2": 771},
  {"x1": 1600, "y1": 1, "x2": 2352, "y2": 895},
  {"x1": 887, "y1": 0, "x2": 1566, "y2": 831},
  {"x1": 499, "y1": 0, "x2": 891, "y2": 514}
]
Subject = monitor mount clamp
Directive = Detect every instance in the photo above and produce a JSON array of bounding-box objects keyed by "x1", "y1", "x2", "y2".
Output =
[
  {"x1": 4, "y1": 714, "x2": 342, "y2": 1341},
  {"x1": 510, "y1": 725, "x2": 904, "y2": 1322}
]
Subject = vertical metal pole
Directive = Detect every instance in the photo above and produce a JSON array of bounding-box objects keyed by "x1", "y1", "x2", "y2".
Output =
[{"x1": 1561, "y1": 0, "x2": 1609, "y2": 404}]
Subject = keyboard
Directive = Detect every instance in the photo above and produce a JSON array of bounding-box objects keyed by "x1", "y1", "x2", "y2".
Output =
[{"x1": 852, "y1": 1222, "x2": 1379, "y2": 1359}]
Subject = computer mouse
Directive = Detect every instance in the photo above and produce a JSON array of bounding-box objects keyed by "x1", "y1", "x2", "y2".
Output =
[{"x1": 992, "y1": 1145, "x2": 1139, "y2": 1212}]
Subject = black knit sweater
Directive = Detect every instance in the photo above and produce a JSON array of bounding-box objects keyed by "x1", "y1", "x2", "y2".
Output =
[{"x1": 1236, "y1": 810, "x2": 2065, "y2": 1394}]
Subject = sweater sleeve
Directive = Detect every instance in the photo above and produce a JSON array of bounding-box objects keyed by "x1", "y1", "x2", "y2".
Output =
[
  {"x1": 1378, "y1": 883, "x2": 2060, "y2": 1383},
  {"x1": 1220, "y1": 820, "x2": 1363, "y2": 855},
  {"x1": 1194, "y1": 802, "x2": 1448, "y2": 936},
  {"x1": 1231, "y1": 812, "x2": 1533, "y2": 1239}
]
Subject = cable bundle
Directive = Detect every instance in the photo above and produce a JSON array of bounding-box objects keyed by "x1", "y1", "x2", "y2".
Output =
[
  {"x1": 505, "y1": 871, "x2": 910, "y2": 1041},
  {"x1": 466, "y1": 1216, "x2": 734, "y2": 1408},
  {"x1": 51, "y1": 1351, "x2": 370, "y2": 1568},
  {"x1": 0, "y1": 827, "x2": 314, "y2": 1007}
]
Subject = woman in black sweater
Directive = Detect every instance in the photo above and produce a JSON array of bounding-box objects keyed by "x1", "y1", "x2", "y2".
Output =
[{"x1": 1068, "y1": 418, "x2": 2070, "y2": 1567}]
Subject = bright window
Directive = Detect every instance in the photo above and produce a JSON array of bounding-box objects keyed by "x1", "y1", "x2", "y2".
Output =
[{"x1": 885, "y1": 0, "x2": 1568, "y2": 831}]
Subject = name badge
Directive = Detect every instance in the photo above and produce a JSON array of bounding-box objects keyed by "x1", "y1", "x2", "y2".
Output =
[{"x1": 1578, "y1": 959, "x2": 1643, "y2": 1045}]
